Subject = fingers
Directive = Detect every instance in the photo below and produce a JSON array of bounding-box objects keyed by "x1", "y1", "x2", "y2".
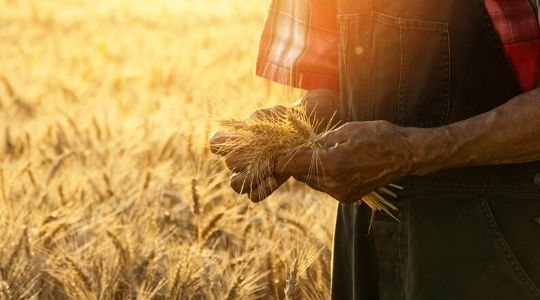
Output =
[
  {"x1": 211, "y1": 105, "x2": 287, "y2": 162},
  {"x1": 274, "y1": 148, "x2": 337, "y2": 177},
  {"x1": 231, "y1": 170, "x2": 288, "y2": 192},
  {"x1": 248, "y1": 175, "x2": 289, "y2": 202},
  {"x1": 248, "y1": 105, "x2": 287, "y2": 121},
  {"x1": 224, "y1": 149, "x2": 252, "y2": 172},
  {"x1": 209, "y1": 132, "x2": 241, "y2": 155},
  {"x1": 293, "y1": 173, "x2": 326, "y2": 190},
  {"x1": 273, "y1": 150, "x2": 314, "y2": 176},
  {"x1": 322, "y1": 125, "x2": 351, "y2": 148},
  {"x1": 230, "y1": 172, "x2": 289, "y2": 203},
  {"x1": 230, "y1": 172, "x2": 258, "y2": 194}
]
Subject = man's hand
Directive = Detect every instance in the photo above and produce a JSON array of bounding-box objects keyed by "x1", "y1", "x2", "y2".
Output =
[
  {"x1": 210, "y1": 105, "x2": 286, "y2": 172},
  {"x1": 254, "y1": 87, "x2": 540, "y2": 204},
  {"x1": 212, "y1": 87, "x2": 540, "y2": 204},
  {"x1": 210, "y1": 105, "x2": 291, "y2": 202},
  {"x1": 272, "y1": 120, "x2": 413, "y2": 203},
  {"x1": 209, "y1": 89, "x2": 341, "y2": 202}
]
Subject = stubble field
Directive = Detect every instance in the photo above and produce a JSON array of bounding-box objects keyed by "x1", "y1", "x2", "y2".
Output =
[{"x1": 0, "y1": 0, "x2": 337, "y2": 299}]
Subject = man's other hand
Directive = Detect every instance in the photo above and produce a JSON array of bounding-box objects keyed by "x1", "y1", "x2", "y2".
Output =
[
  {"x1": 209, "y1": 89, "x2": 341, "y2": 202},
  {"x1": 272, "y1": 120, "x2": 414, "y2": 203}
]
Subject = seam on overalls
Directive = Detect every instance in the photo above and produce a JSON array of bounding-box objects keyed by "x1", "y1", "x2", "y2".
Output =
[
  {"x1": 397, "y1": 200, "x2": 405, "y2": 300},
  {"x1": 479, "y1": 199, "x2": 540, "y2": 297}
]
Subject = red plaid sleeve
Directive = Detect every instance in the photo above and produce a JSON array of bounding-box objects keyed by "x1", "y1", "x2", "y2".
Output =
[
  {"x1": 485, "y1": 0, "x2": 540, "y2": 91},
  {"x1": 256, "y1": 0, "x2": 539, "y2": 92},
  {"x1": 255, "y1": 0, "x2": 339, "y2": 91}
]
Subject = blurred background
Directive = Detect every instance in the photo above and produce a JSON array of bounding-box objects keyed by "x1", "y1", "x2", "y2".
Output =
[{"x1": 0, "y1": 0, "x2": 336, "y2": 299}]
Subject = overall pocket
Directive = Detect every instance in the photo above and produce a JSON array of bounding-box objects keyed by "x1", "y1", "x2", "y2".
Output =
[
  {"x1": 339, "y1": 12, "x2": 451, "y2": 127},
  {"x1": 402, "y1": 191, "x2": 540, "y2": 299},
  {"x1": 480, "y1": 195, "x2": 540, "y2": 298}
]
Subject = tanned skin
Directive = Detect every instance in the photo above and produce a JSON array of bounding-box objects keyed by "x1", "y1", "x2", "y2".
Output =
[{"x1": 210, "y1": 87, "x2": 540, "y2": 203}]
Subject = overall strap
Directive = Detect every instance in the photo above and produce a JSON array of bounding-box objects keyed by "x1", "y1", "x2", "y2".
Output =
[
  {"x1": 528, "y1": 0, "x2": 539, "y2": 25},
  {"x1": 529, "y1": 0, "x2": 540, "y2": 87}
]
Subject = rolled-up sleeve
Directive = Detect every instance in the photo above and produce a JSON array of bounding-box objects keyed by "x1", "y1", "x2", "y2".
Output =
[{"x1": 255, "y1": 0, "x2": 340, "y2": 91}]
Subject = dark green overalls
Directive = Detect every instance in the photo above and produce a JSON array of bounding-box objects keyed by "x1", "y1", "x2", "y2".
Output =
[{"x1": 330, "y1": 0, "x2": 540, "y2": 299}]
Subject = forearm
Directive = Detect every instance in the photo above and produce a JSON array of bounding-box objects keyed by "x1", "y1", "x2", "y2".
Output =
[{"x1": 407, "y1": 87, "x2": 540, "y2": 176}]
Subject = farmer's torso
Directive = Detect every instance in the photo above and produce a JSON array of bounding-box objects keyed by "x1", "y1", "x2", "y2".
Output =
[{"x1": 332, "y1": 0, "x2": 540, "y2": 299}]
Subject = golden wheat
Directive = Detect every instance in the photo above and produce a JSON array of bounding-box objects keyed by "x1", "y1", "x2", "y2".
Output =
[
  {"x1": 216, "y1": 105, "x2": 400, "y2": 219},
  {"x1": 0, "y1": 0, "x2": 335, "y2": 298}
]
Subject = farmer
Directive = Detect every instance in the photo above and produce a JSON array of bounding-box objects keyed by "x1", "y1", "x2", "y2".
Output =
[{"x1": 211, "y1": 0, "x2": 540, "y2": 299}]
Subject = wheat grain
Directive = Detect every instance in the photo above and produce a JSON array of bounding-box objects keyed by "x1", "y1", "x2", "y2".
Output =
[
  {"x1": 0, "y1": 280, "x2": 13, "y2": 300},
  {"x1": 224, "y1": 273, "x2": 242, "y2": 300},
  {"x1": 266, "y1": 253, "x2": 280, "y2": 300},
  {"x1": 1, "y1": 1, "x2": 336, "y2": 297},
  {"x1": 284, "y1": 258, "x2": 298, "y2": 300},
  {"x1": 25, "y1": 169, "x2": 37, "y2": 188},
  {"x1": 106, "y1": 231, "x2": 129, "y2": 266},
  {"x1": 142, "y1": 171, "x2": 151, "y2": 191},
  {"x1": 0, "y1": 168, "x2": 5, "y2": 203},
  {"x1": 191, "y1": 178, "x2": 201, "y2": 216},
  {"x1": 46, "y1": 152, "x2": 75, "y2": 184},
  {"x1": 217, "y1": 106, "x2": 399, "y2": 217},
  {"x1": 65, "y1": 256, "x2": 93, "y2": 292},
  {"x1": 200, "y1": 212, "x2": 224, "y2": 242}
]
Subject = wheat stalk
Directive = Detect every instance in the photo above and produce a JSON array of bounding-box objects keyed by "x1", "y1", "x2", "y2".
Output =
[
  {"x1": 217, "y1": 106, "x2": 400, "y2": 219},
  {"x1": 191, "y1": 178, "x2": 201, "y2": 216},
  {"x1": 106, "y1": 231, "x2": 129, "y2": 266},
  {"x1": 0, "y1": 168, "x2": 5, "y2": 203},
  {"x1": 284, "y1": 258, "x2": 298, "y2": 300},
  {"x1": 200, "y1": 212, "x2": 224, "y2": 242},
  {"x1": 65, "y1": 256, "x2": 93, "y2": 292}
]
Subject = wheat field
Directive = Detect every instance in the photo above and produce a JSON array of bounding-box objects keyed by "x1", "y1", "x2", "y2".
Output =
[{"x1": 0, "y1": 0, "x2": 338, "y2": 299}]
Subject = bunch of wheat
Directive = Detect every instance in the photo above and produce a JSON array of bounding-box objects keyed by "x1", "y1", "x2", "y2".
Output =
[{"x1": 216, "y1": 106, "x2": 401, "y2": 220}]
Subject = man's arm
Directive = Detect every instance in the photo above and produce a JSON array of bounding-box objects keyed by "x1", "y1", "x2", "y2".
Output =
[
  {"x1": 213, "y1": 87, "x2": 540, "y2": 203},
  {"x1": 408, "y1": 87, "x2": 540, "y2": 176},
  {"x1": 269, "y1": 87, "x2": 540, "y2": 203}
]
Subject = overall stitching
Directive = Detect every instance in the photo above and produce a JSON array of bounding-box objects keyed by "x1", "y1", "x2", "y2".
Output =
[
  {"x1": 479, "y1": 199, "x2": 540, "y2": 297},
  {"x1": 397, "y1": 21, "x2": 408, "y2": 124},
  {"x1": 369, "y1": 11, "x2": 451, "y2": 127},
  {"x1": 397, "y1": 200, "x2": 405, "y2": 300},
  {"x1": 471, "y1": 0, "x2": 523, "y2": 94}
]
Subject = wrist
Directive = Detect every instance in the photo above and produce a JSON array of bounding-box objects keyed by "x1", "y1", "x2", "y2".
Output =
[{"x1": 402, "y1": 125, "x2": 460, "y2": 176}]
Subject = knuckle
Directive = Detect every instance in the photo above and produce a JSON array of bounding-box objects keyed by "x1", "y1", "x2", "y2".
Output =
[{"x1": 376, "y1": 119, "x2": 394, "y2": 130}]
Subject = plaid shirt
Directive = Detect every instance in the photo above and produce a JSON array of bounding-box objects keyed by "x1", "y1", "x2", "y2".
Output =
[{"x1": 256, "y1": 0, "x2": 540, "y2": 92}]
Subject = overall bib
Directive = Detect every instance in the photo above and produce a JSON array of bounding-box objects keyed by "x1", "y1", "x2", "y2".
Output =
[{"x1": 330, "y1": 0, "x2": 540, "y2": 299}]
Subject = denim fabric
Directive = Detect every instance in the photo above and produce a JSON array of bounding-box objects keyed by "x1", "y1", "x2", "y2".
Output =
[
  {"x1": 332, "y1": 168, "x2": 540, "y2": 300},
  {"x1": 336, "y1": 0, "x2": 523, "y2": 126},
  {"x1": 331, "y1": 0, "x2": 540, "y2": 298}
]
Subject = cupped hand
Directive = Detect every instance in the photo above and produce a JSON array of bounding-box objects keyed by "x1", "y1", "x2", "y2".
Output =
[
  {"x1": 269, "y1": 120, "x2": 414, "y2": 203},
  {"x1": 209, "y1": 89, "x2": 343, "y2": 202},
  {"x1": 209, "y1": 105, "x2": 287, "y2": 171},
  {"x1": 209, "y1": 105, "x2": 292, "y2": 201}
]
